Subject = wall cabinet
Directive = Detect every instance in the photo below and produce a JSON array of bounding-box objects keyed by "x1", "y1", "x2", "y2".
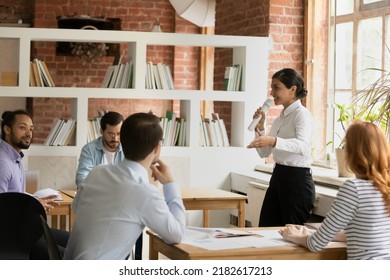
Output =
[{"x1": 0, "y1": 27, "x2": 269, "y2": 222}]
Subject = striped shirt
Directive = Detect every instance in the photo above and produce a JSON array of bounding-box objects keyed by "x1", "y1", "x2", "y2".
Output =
[{"x1": 307, "y1": 178, "x2": 390, "y2": 259}]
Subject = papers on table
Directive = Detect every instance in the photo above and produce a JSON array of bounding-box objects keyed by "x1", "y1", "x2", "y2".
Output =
[
  {"x1": 33, "y1": 188, "x2": 62, "y2": 201},
  {"x1": 182, "y1": 227, "x2": 294, "y2": 250}
]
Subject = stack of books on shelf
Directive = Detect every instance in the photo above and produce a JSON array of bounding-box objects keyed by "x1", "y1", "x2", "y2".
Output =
[
  {"x1": 160, "y1": 111, "x2": 186, "y2": 146},
  {"x1": 44, "y1": 118, "x2": 76, "y2": 146},
  {"x1": 29, "y1": 58, "x2": 55, "y2": 87},
  {"x1": 145, "y1": 62, "x2": 174, "y2": 90},
  {"x1": 102, "y1": 62, "x2": 133, "y2": 88},
  {"x1": 199, "y1": 113, "x2": 230, "y2": 147},
  {"x1": 87, "y1": 110, "x2": 107, "y2": 142},
  {"x1": 223, "y1": 64, "x2": 242, "y2": 91},
  {"x1": 87, "y1": 118, "x2": 102, "y2": 142}
]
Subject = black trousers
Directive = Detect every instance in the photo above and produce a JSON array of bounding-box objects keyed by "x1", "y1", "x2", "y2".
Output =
[
  {"x1": 30, "y1": 228, "x2": 69, "y2": 259},
  {"x1": 31, "y1": 230, "x2": 143, "y2": 260},
  {"x1": 134, "y1": 234, "x2": 143, "y2": 260},
  {"x1": 259, "y1": 164, "x2": 315, "y2": 227}
]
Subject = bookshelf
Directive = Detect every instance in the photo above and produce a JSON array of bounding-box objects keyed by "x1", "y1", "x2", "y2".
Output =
[{"x1": 0, "y1": 27, "x2": 268, "y2": 225}]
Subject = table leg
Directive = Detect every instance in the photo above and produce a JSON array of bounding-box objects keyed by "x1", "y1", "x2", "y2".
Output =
[
  {"x1": 60, "y1": 215, "x2": 66, "y2": 230},
  {"x1": 149, "y1": 238, "x2": 158, "y2": 260},
  {"x1": 238, "y1": 201, "x2": 246, "y2": 227},
  {"x1": 203, "y1": 210, "x2": 210, "y2": 227},
  {"x1": 51, "y1": 215, "x2": 59, "y2": 229}
]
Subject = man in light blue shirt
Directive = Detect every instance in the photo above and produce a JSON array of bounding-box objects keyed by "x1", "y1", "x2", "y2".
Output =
[
  {"x1": 64, "y1": 112, "x2": 185, "y2": 260},
  {"x1": 76, "y1": 111, "x2": 146, "y2": 259},
  {"x1": 75, "y1": 111, "x2": 124, "y2": 187}
]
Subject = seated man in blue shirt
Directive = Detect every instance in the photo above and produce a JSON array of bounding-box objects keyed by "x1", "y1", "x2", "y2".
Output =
[
  {"x1": 76, "y1": 111, "x2": 125, "y2": 188},
  {"x1": 64, "y1": 112, "x2": 185, "y2": 260}
]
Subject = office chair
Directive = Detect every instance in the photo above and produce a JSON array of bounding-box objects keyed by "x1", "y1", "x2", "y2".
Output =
[
  {"x1": 39, "y1": 215, "x2": 62, "y2": 260},
  {"x1": 0, "y1": 192, "x2": 46, "y2": 259}
]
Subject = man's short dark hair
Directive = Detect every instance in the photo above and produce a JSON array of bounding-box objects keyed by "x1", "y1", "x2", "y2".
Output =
[
  {"x1": 100, "y1": 111, "x2": 124, "y2": 131},
  {"x1": 120, "y1": 112, "x2": 163, "y2": 161},
  {"x1": 1, "y1": 110, "x2": 31, "y2": 140}
]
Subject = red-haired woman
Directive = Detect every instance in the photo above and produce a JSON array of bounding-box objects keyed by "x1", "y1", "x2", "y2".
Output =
[{"x1": 280, "y1": 120, "x2": 390, "y2": 259}]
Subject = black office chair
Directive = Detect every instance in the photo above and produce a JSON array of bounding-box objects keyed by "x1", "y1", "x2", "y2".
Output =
[
  {"x1": 0, "y1": 192, "x2": 46, "y2": 259},
  {"x1": 39, "y1": 215, "x2": 62, "y2": 260}
]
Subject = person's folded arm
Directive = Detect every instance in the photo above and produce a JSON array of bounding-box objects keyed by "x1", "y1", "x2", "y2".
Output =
[{"x1": 143, "y1": 183, "x2": 185, "y2": 244}]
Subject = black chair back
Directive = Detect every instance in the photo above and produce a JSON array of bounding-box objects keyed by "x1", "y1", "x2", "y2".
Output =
[{"x1": 0, "y1": 192, "x2": 46, "y2": 259}]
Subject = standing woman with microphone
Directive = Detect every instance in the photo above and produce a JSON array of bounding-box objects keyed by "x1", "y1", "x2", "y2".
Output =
[{"x1": 247, "y1": 68, "x2": 315, "y2": 227}]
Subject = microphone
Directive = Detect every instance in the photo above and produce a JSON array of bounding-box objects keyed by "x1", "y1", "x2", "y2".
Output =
[{"x1": 247, "y1": 98, "x2": 273, "y2": 131}]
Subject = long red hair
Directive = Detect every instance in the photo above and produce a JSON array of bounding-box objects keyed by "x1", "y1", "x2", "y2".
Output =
[{"x1": 345, "y1": 120, "x2": 390, "y2": 214}]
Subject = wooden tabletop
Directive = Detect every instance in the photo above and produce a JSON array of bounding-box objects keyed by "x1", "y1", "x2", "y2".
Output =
[
  {"x1": 60, "y1": 189, "x2": 76, "y2": 198},
  {"x1": 181, "y1": 187, "x2": 246, "y2": 200},
  {"x1": 180, "y1": 187, "x2": 247, "y2": 227},
  {"x1": 147, "y1": 228, "x2": 347, "y2": 260}
]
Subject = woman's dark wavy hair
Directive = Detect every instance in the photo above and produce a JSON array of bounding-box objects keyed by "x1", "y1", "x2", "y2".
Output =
[{"x1": 272, "y1": 68, "x2": 308, "y2": 99}]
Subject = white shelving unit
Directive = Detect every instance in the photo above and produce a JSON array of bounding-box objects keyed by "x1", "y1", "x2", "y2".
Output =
[{"x1": 0, "y1": 27, "x2": 268, "y2": 226}]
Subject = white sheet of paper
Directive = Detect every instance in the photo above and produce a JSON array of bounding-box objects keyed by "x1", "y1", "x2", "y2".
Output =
[
  {"x1": 249, "y1": 229, "x2": 281, "y2": 239},
  {"x1": 247, "y1": 229, "x2": 295, "y2": 246},
  {"x1": 182, "y1": 235, "x2": 288, "y2": 250},
  {"x1": 33, "y1": 188, "x2": 62, "y2": 200}
]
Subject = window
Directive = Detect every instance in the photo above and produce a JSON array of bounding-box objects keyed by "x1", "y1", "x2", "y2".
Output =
[{"x1": 327, "y1": 0, "x2": 390, "y2": 152}]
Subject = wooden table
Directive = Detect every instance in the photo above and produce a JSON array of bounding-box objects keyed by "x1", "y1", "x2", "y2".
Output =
[
  {"x1": 47, "y1": 191, "x2": 74, "y2": 231},
  {"x1": 181, "y1": 187, "x2": 247, "y2": 227},
  {"x1": 60, "y1": 189, "x2": 76, "y2": 198},
  {"x1": 61, "y1": 188, "x2": 247, "y2": 228},
  {"x1": 147, "y1": 228, "x2": 347, "y2": 260}
]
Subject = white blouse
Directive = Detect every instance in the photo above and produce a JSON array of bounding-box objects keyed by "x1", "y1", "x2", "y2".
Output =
[{"x1": 256, "y1": 100, "x2": 313, "y2": 168}]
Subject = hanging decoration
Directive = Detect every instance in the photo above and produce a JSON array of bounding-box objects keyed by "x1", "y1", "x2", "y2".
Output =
[{"x1": 70, "y1": 25, "x2": 107, "y2": 64}]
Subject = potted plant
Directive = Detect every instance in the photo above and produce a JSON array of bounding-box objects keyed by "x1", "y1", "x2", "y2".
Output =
[
  {"x1": 333, "y1": 103, "x2": 355, "y2": 178},
  {"x1": 332, "y1": 98, "x2": 387, "y2": 177}
]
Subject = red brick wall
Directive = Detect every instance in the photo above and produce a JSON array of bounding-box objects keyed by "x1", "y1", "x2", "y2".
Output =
[
  {"x1": 268, "y1": 0, "x2": 304, "y2": 74},
  {"x1": 266, "y1": 0, "x2": 304, "y2": 136}
]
